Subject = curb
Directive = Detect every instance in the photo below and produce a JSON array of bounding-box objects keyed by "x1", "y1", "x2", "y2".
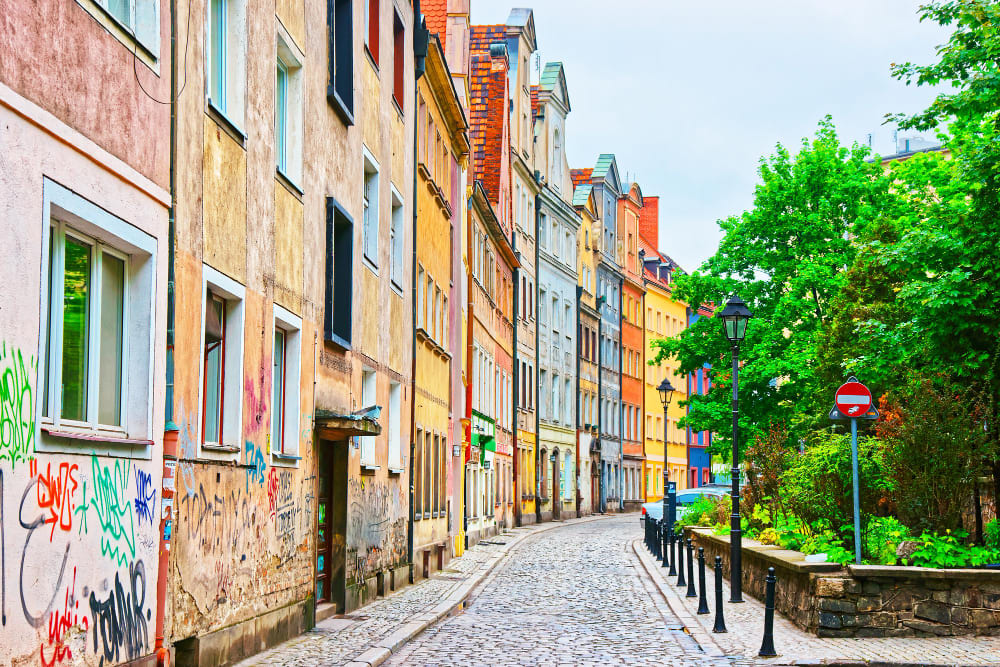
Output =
[
  {"x1": 631, "y1": 538, "x2": 729, "y2": 660},
  {"x1": 345, "y1": 513, "x2": 619, "y2": 666}
]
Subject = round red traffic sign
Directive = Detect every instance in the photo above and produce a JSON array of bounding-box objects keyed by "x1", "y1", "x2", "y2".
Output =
[{"x1": 835, "y1": 380, "x2": 872, "y2": 418}]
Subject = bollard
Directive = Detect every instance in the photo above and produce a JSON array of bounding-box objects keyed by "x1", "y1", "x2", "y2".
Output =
[
  {"x1": 685, "y1": 539, "x2": 697, "y2": 598},
  {"x1": 656, "y1": 521, "x2": 663, "y2": 561},
  {"x1": 643, "y1": 515, "x2": 648, "y2": 550},
  {"x1": 661, "y1": 519, "x2": 670, "y2": 569},
  {"x1": 668, "y1": 529, "x2": 677, "y2": 576},
  {"x1": 759, "y1": 567, "x2": 777, "y2": 657},
  {"x1": 712, "y1": 556, "x2": 727, "y2": 633},
  {"x1": 676, "y1": 531, "x2": 686, "y2": 587},
  {"x1": 697, "y1": 547, "x2": 710, "y2": 614}
]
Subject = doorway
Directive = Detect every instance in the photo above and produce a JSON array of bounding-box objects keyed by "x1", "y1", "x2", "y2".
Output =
[
  {"x1": 552, "y1": 449, "x2": 561, "y2": 520},
  {"x1": 316, "y1": 440, "x2": 348, "y2": 612}
]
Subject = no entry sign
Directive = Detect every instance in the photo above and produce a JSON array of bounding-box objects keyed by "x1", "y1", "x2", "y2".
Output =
[{"x1": 829, "y1": 376, "x2": 878, "y2": 421}]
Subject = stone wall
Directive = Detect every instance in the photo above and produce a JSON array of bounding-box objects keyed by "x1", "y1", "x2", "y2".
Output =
[{"x1": 686, "y1": 527, "x2": 1000, "y2": 638}]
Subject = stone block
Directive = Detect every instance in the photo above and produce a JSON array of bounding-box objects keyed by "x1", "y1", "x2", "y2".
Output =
[
  {"x1": 903, "y1": 619, "x2": 954, "y2": 636},
  {"x1": 856, "y1": 596, "x2": 880, "y2": 612},
  {"x1": 841, "y1": 613, "x2": 860, "y2": 627},
  {"x1": 862, "y1": 580, "x2": 880, "y2": 595},
  {"x1": 951, "y1": 606, "x2": 969, "y2": 625},
  {"x1": 817, "y1": 627, "x2": 854, "y2": 638},
  {"x1": 819, "y1": 612, "x2": 842, "y2": 629},
  {"x1": 950, "y1": 588, "x2": 980, "y2": 608},
  {"x1": 970, "y1": 609, "x2": 1000, "y2": 628},
  {"x1": 913, "y1": 600, "x2": 951, "y2": 624},
  {"x1": 815, "y1": 577, "x2": 848, "y2": 597},
  {"x1": 869, "y1": 611, "x2": 897, "y2": 628},
  {"x1": 925, "y1": 579, "x2": 951, "y2": 590},
  {"x1": 984, "y1": 592, "x2": 1000, "y2": 610},
  {"x1": 820, "y1": 598, "x2": 857, "y2": 613},
  {"x1": 855, "y1": 627, "x2": 912, "y2": 638}
]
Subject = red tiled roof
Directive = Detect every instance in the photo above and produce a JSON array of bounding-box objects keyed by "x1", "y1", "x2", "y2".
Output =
[
  {"x1": 570, "y1": 168, "x2": 593, "y2": 189},
  {"x1": 468, "y1": 26, "x2": 509, "y2": 204},
  {"x1": 530, "y1": 84, "x2": 539, "y2": 122},
  {"x1": 422, "y1": 0, "x2": 447, "y2": 41},
  {"x1": 639, "y1": 196, "x2": 659, "y2": 248}
]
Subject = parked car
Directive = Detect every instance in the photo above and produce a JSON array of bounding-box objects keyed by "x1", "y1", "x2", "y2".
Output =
[{"x1": 640, "y1": 487, "x2": 729, "y2": 525}]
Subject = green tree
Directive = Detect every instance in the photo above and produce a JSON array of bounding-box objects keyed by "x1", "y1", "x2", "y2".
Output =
[
  {"x1": 888, "y1": 0, "x2": 1000, "y2": 503},
  {"x1": 651, "y1": 119, "x2": 894, "y2": 454}
]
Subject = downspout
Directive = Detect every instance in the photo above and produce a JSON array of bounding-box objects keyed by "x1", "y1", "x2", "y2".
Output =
[
  {"x1": 408, "y1": 2, "x2": 427, "y2": 585},
  {"x1": 597, "y1": 293, "x2": 603, "y2": 513},
  {"x1": 511, "y1": 238, "x2": 520, "y2": 527},
  {"x1": 155, "y1": 1, "x2": 179, "y2": 664},
  {"x1": 575, "y1": 285, "x2": 582, "y2": 518},
  {"x1": 618, "y1": 275, "x2": 624, "y2": 511},
  {"x1": 534, "y1": 188, "x2": 541, "y2": 525}
]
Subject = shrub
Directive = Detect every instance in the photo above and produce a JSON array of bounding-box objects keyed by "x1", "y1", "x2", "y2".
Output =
[
  {"x1": 905, "y1": 530, "x2": 1000, "y2": 568},
  {"x1": 985, "y1": 519, "x2": 1000, "y2": 550}
]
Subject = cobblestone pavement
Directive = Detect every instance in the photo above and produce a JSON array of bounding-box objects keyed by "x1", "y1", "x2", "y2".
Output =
[
  {"x1": 633, "y1": 536, "x2": 1000, "y2": 666},
  {"x1": 387, "y1": 515, "x2": 724, "y2": 666}
]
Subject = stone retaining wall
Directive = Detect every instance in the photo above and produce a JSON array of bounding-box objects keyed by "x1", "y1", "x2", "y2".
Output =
[{"x1": 685, "y1": 527, "x2": 1000, "y2": 638}]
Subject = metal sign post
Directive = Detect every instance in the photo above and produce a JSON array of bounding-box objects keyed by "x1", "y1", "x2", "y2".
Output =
[{"x1": 829, "y1": 376, "x2": 878, "y2": 565}]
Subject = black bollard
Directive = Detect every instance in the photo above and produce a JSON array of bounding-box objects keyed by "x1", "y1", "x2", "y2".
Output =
[
  {"x1": 712, "y1": 556, "x2": 727, "y2": 633},
  {"x1": 759, "y1": 567, "x2": 777, "y2": 657},
  {"x1": 676, "y1": 532, "x2": 686, "y2": 587},
  {"x1": 697, "y1": 547, "x2": 710, "y2": 614},
  {"x1": 643, "y1": 515, "x2": 648, "y2": 549},
  {"x1": 668, "y1": 529, "x2": 677, "y2": 576},
  {"x1": 661, "y1": 519, "x2": 670, "y2": 569},
  {"x1": 685, "y1": 539, "x2": 697, "y2": 598}
]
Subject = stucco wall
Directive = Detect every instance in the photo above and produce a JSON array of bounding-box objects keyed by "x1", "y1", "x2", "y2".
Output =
[{"x1": 0, "y1": 80, "x2": 169, "y2": 666}]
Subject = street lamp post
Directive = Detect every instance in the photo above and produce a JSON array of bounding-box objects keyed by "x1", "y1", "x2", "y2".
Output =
[
  {"x1": 657, "y1": 378, "x2": 675, "y2": 565},
  {"x1": 718, "y1": 295, "x2": 752, "y2": 604}
]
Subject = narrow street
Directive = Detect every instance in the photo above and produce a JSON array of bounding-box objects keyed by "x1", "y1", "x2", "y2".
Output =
[{"x1": 387, "y1": 516, "x2": 722, "y2": 666}]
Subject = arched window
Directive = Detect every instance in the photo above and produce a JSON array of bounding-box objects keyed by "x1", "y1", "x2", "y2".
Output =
[{"x1": 552, "y1": 128, "x2": 562, "y2": 190}]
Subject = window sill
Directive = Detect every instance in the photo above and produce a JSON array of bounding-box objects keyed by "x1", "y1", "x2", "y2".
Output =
[
  {"x1": 271, "y1": 452, "x2": 301, "y2": 468},
  {"x1": 361, "y1": 463, "x2": 380, "y2": 474},
  {"x1": 363, "y1": 256, "x2": 379, "y2": 277},
  {"x1": 364, "y1": 47, "x2": 379, "y2": 74},
  {"x1": 39, "y1": 426, "x2": 154, "y2": 459},
  {"x1": 325, "y1": 332, "x2": 352, "y2": 352},
  {"x1": 276, "y1": 168, "x2": 304, "y2": 199},
  {"x1": 202, "y1": 442, "x2": 241, "y2": 454},
  {"x1": 388, "y1": 466, "x2": 404, "y2": 476},
  {"x1": 327, "y1": 88, "x2": 355, "y2": 126},
  {"x1": 206, "y1": 100, "x2": 247, "y2": 147},
  {"x1": 415, "y1": 513, "x2": 422, "y2": 521},
  {"x1": 392, "y1": 97, "x2": 404, "y2": 121}
]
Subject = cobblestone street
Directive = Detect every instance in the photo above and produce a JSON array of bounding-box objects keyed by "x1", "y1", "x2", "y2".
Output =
[{"x1": 387, "y1": 515, "x2": 719, "y2": 666}]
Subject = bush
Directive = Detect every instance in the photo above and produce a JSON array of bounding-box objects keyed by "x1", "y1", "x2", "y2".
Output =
[
  {"x1": 679, "y1": 495, "x2": 729, "y2": 528},
  {"x1": 905, "y1": 530, "x2": 1000, "y2": 568},
  {"x1": 864, "y1": 515, "x2": 910, "y2": 565},
  {"x1": 985, "y1": 519, "x2": 1000, "y2": 550},
  {"x1": 782, "y1": 430, "x2": 890, "y2": 545}
]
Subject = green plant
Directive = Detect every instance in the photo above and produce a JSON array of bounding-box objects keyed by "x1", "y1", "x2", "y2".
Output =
[
  {"x1": 679, "y1": 495, "x2": 726, "y2": 527},
  {"x1": 864, "y1": 515, "x2": 910, "y2": 565},
  {"x1": 985, "y1": 519, "x2": 1000, "y2": 551},
  {"x1": 905, "y1": 530, "x2": 1000, "y2": 569}
]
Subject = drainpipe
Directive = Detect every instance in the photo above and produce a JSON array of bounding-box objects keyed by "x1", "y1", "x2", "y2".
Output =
[
  {"x1": 597, "y1": 293, "x2": 603, "y2": 514},
  {"x1": 155, "y1": 2, "x2": 179, "y2": 664},
  {"x1": 574, "y1": 285, "x2": 582, "y2": 518},
  {"x1": 618, "y1": 274, "x2": 624, "y2": 512},
  {"x1": 511, "y1": 237, "x2": 520, "y2": 527},
  {"x1": 533, "y1": 188, "x2": 541, "y2": 525},
  {"x1": 408, "y1": 1, "x2": 427, "y2": 585}
]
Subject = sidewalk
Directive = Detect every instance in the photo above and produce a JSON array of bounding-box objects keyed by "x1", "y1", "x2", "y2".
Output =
[
  {"x1": 632, "y1": 539, "x2": 1000, "y2": 666},
  {"x1": 235, "y1": 514, "x2": 611, "y2": 667}
]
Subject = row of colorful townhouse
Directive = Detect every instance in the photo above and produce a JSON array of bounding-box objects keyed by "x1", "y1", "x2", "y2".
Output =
[{"x1": 0, "y1": 1, "x2": 715, "y2": 665}]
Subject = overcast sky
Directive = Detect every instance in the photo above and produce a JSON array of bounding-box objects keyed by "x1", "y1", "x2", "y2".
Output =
[{"x1": 470, "y1": 1, "x2": 949, "y2": 272}]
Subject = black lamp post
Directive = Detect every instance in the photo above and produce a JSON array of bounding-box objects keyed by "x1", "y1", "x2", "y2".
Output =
[
  {"x1": 718, "y1": 294, "x2": 752, "y2": 603},
  {"x1": 657, "y1": 377, "x2": 675, "y2": 563}
]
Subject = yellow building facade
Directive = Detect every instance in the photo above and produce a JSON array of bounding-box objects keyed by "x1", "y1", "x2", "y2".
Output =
[{"x1": 413, "y1": 35, "x2": 469, "y2": 574}]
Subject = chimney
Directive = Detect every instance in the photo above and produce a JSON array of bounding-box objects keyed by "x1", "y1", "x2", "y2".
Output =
[{"x1": 639, "y1": 196, "x2": 659, "y2": 248}]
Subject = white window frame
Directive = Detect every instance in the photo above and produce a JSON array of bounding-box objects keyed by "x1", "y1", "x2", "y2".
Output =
[
  {"x1": 275, "y1": 24, "x2": 305, "y2": 186},
  {"x1": 362, "y1": 146, "x2": 380, "y2": 270},
  {"x1": 388, "y1": 381, "x2": 403, "y2": 471},
  {"x1": 198, "y1": 264, "x2": 246, "y2": 459},
  {"x1": 206, "y1": 0, "x2": 248, "y2": 131},
  {"x1": 360, "y1": 368, "x2": 378, "y2": 466},
  {"x1": 390, "y1": 185, "x2": 404, "y2": 290},
  {"x1": 38, "y1": 181, "x2": 157, "y2": 457},
  {"x1": 80, "y1": 0, "x2": 161, "y2": 62},
  {"x1": 271, "y1": 303, "x2": 302, "y2": 463}
]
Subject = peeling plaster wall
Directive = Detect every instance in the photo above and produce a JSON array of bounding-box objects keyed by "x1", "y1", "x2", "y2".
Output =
[
  {"x1": 0, "y1": 1, "x2": 171, "y2": 664},
  {"x1": 168, "y1": 0, "x2": 319, "y2": 646}
]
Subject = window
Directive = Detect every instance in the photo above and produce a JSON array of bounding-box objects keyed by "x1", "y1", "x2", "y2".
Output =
[
  {"x1": 416, "y1": 265, "x2": 425, "y2": 328},
  {"x1": 199, "y1": 266, "x2": 245, "y2": 452},
  {"x1": 324, "y1": 198, "x2": 353, "y2": 346},
  {"x1": 362, "y1": 148, "x2": 379, "y2": 267},
  {"x1": 365, "y1": 0, "x2": 379, "y2": 65},
  {"x1": 360, "y1": 369, "x2": 377, "y2": 465},
  {"x1": 432, "y1": 433, "x2": 440, "y2": 513},
  {"x1": 275, "y1": 30, "x2": 304, "y2": 185},
  {"x1": 271, "y1": 304, "x2": 301, "y2": 458},
  {"x1": 390, "y1": 188, "x2": 403, "y2": 288},
  {"x1": 207, "y1": 0, "x2": 247, "y2": 128},
  {"x1": 414, "y1": 428, "x2": 423, "y2": 515},
  {"x1": 91, "y1": 0, "x2": 160, "y2": 56},
  {"x1": 327, "y1": 0, "x2": 354, "y2": 121},
  {"x1": 392, "y1": 9, "x2": 404, "y2": 109},
  {"x1": 423, "y1": 431, "x2": 432, "y2": 514}
]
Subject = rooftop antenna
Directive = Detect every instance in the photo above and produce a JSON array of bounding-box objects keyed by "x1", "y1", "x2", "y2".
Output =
[
  {"x1": 534, "y1": 52, "x2": 540, "y2": 82},
  {"x1": 866, "y1": 133, "x2": 873, "y2": 148}
]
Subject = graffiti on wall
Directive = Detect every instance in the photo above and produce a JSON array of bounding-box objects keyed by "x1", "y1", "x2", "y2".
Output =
[
  {"x1": 0, "y1": 343, "x2": 35, "y2": 468},
  {"x1": 133, "y1": 466, "x2": 156, "y2": 528},
  {"x1": 345, "y1": 478, "x2": 406, "y2": 583},
  {"x1": 88, "y1": 559, "x2": 149, "y2": 666},
  {"x1": 74, "y1": 455, "x2": 136, "y2": 568},
  {"x1": 244, "y1": 440, "x2": 267, "y2": 492},
  {"x1": 31, "y1": 460, "x2": 79, "y2": 541}
]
